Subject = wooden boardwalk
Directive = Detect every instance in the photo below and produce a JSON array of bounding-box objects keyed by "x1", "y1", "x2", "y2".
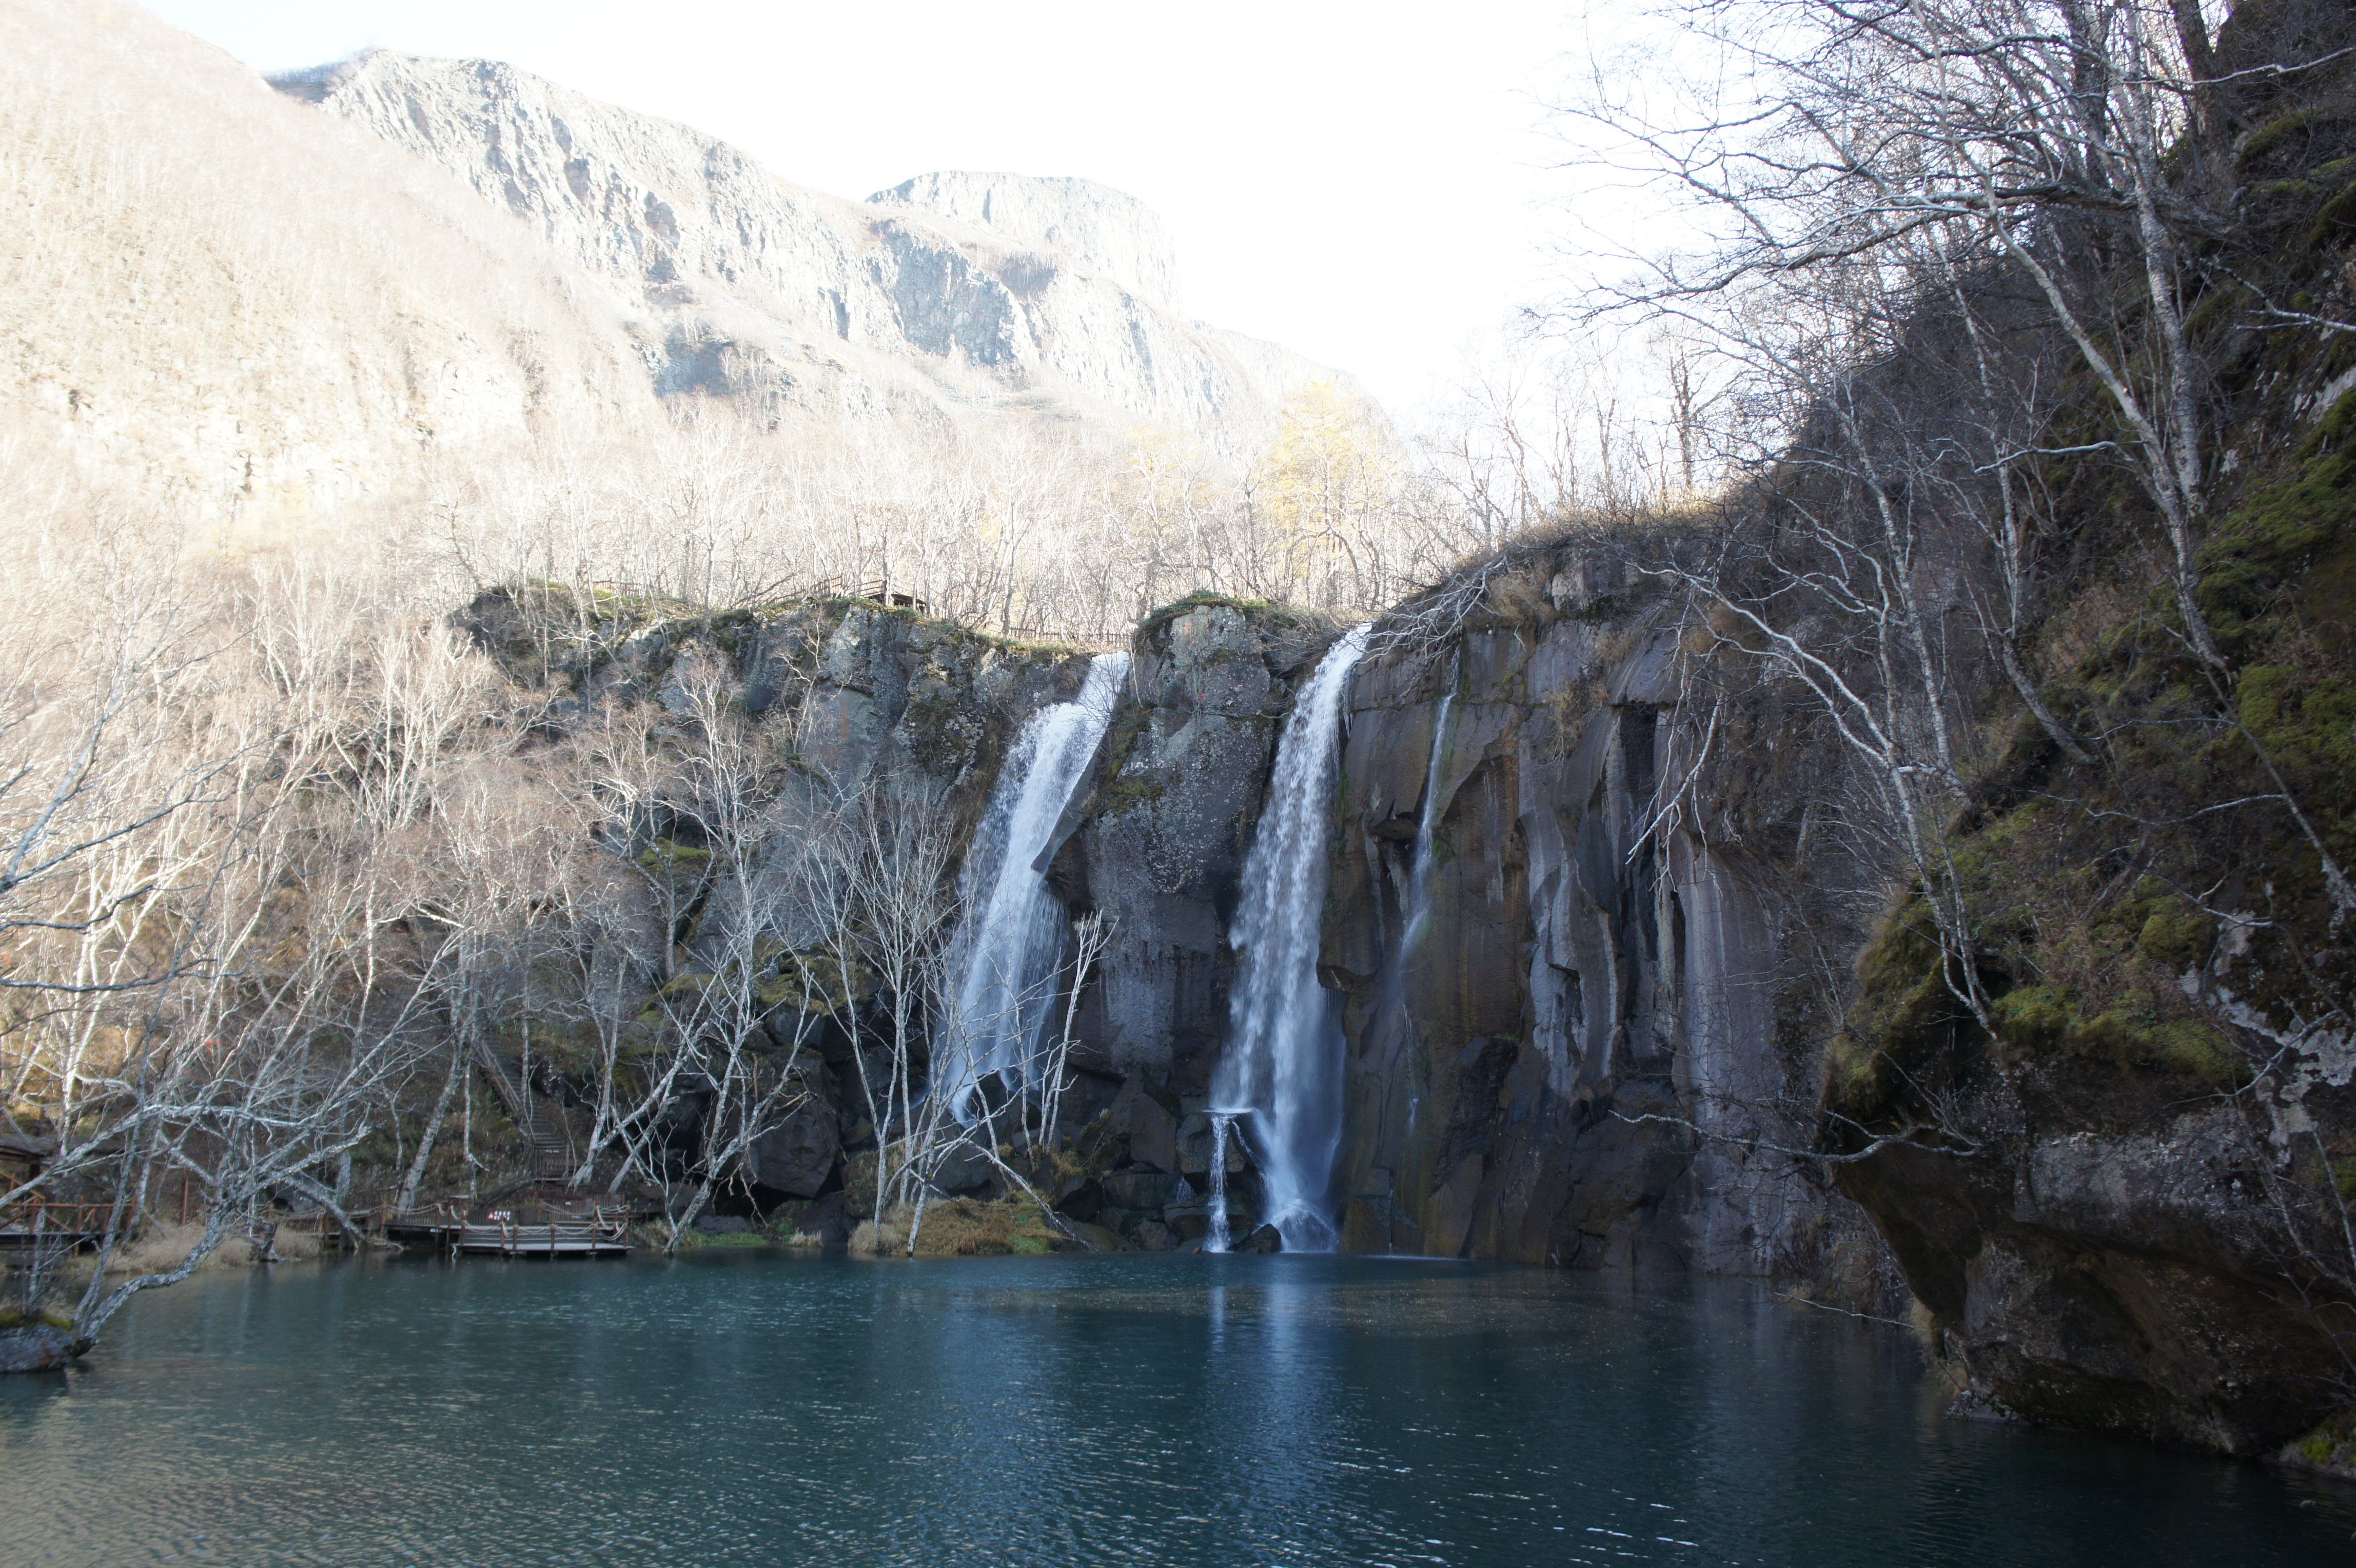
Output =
[
  {"x1": 458, "y1": 1212, "x2": 632, "y2": 1257},
  {"x1": 0, "y1": 1202, "x2": 109, "y2": 1250},
  {"x1": 380, "y1": 1197, "x2": 635, "y2": 1258}
]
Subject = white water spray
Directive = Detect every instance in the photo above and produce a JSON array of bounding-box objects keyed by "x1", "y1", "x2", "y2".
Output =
[
  {"x1": 938, "y1": 652, "x2": 1129, "y2": 1122},
  {"x1": 1206, "y1": 1112, "x2": 1236, "y2": 1252},
  {"x1": 1399, "y1": 680, "x2": 1457, "y2": 957},
  {"x1": 1211, "y1": 623, "x2": 1371, "y2": 1251}
]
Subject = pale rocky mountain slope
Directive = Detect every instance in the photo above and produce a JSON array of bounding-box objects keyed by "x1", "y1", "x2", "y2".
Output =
[
  {"x1": 0, "y1": 0, "x2": 663, "y2": 523},
  {"x1": 0, "y1": 0, "x2": 1359, "y2": 531},
  {"x1": 276, "y1": 51, "x2": 1349, "y2": 455}
]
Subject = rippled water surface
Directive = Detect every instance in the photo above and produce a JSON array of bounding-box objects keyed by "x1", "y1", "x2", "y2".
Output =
[{"x1": 5, "y1": 1253, "x2": 2351, "y2": 1565}]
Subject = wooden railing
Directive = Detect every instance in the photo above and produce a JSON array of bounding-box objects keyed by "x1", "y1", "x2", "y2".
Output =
[
  {"x1": 0, "y1": 1200, "x2": 114, "y2": 1228},
  {"x1": 458, "y1": 1207, "x2": 631, "y2": 1256}
]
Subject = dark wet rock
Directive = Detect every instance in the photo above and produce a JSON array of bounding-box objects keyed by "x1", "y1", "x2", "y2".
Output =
[
  {"x1": 1130, "y1": 1220, "x2": 1178, "y2": 1252},
  {"x1": 1052, "y1": 599, "x2": 1343, "y2": 1091},
  {"x1": 1174, "y1": 1112, "x2": 1250, "y2": 1177},
  {"x1": 1162, "y1": 1202, "x2": 1208, "y2": 1242},
  {"x1": 1237, "y1": 1223, "x2": 1282, "y2": 1254},
  {"x1": 0, "y1": 1325, "x2": 86, "y2": 1374},
  {"x1": 780, "y1": 1191, "x2": 851, "y2": 1244},
  {"x1": 927, "y1": 1142, "x2": 994, "y2": 1195},
  {"x1": 1111, "y1": 1077, "x2": 1181, "y2": 1173},
  {"x1": 1100, "y1": 1169, "x2": 1182, "y2": 1210},
  {"x1": 694, "y1": 1213, "x2": 752, "y2": 1235},
  {"x1": 746, "y1": 1096, "x2": 840, "y2": 1199},
  {"x1": 1322, "y1": 600, "x2": 1811, "y2": 1272},
  {"x1": 1839, "y1": 1111, "x2": 2356, "y2": 1454}
]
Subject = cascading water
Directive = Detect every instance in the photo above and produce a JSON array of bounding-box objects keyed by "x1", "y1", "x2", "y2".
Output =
[
  {"x1": 938, "y1": 652, "x2": 1129, "y2": 1122},
  {"x1": 1399, "y1": 678, "x2": 1457, "y2": 957},
  {"x1": 1205, "y1": 1113, "x2": 1235, "y2": 1252},
  {"x1": 1210, "y1": 622, "x2": 1371, "y2": 1251}
]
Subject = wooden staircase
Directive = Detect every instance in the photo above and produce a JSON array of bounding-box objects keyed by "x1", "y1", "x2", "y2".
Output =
[{"x1": 472, "y1": 1042, "x2": 574, "y2": 1183}]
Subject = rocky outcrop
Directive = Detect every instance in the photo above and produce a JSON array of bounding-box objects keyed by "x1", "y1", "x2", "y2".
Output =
[
  {"x1": 1316, "y1": 598, "x2": 1812, "y2": 1270},
  {"x1": 745, "y1": 1084, "x2": 841, "y2": 1199},
  {"x1": 460, "y1": 589, "x2": 1096, "y2": 1201},
  {"x1": 1048, "y1": 597, "x2": 1345, "y2": 1091},
  {"x1": 277, "y1": 53, "x2": 1354, "y2": 455},
  {"x1": 1841, "y1": 1109, "x2": 2354, "y2": 1453},
  {"x1": 464, "y1": 589, "x2": 1093, "y2": 797},
  {"x1": 870, "y1": 172, "x2": 1186, "y2": 313},
  {"x1": 1033, "y1": 582, "x2": 1828, "y2": 1273}
]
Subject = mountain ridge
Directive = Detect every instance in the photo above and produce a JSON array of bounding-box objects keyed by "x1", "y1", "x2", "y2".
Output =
[{"x1": 271, "y1": 48, "x2": 1352, "y2": 456}]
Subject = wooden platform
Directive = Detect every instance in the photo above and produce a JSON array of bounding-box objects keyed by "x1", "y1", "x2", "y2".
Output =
[
  {"x1": 0, "y1": 1201, "x2": 110, "y2": 1250},
  {"x1": 0, "y1": 1226, "x2": 102, "y2": 1250},
  {"x1": 381, "y1": 1213, "x2": 465, "y2": 1247},
  {"x1": 456, "y1": 1214, "x2": 632, "y2": 1258}
]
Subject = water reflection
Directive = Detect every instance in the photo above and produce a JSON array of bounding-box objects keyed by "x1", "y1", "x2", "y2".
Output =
[{"x1": 1, "y1": 1253, "x2": 2350, "y2": 1566}]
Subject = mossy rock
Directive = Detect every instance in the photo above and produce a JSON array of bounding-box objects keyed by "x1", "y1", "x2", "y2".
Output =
[
  {"x1": 1831, "y1": 901, "x2": 1977, "y2": 1124},
  {"x1": 0, "y1": 1305, "x2": 74, "y2": 1333},
  {"x1": 1137, "y1": 590, "x2": 1275, "y2": 635},
  {"x1": 2287, "y1": 1405, "x2": 2356, "y2": 1477}
]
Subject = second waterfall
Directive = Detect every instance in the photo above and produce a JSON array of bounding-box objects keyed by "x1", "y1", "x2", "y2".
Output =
[
  {"x1": 937, "y1": 652, "x2": 1129, "y2": 1122},
  {"x1": 1211, "y1": 622, "x2": 1372, "y2": 1251}
]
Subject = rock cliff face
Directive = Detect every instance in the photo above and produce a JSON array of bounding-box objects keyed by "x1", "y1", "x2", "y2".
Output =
[
  {"x1": 1039, "y1": 587, "x2": 1828, "y2": 1274},
  {"x1": 870, "y1": 173, "x2": 1186, "y2": 314},
  {"x1": 1321, "y1": 609, "x2": 1808, "y2": 1272},
  {"x1": 463, "y1": 588, "x2": 1095, "y2": 1233},
  {"x1": 470, "y1": 575, "x2": 2350, "y2": 1456},
  {"x1": 1047, "y1": 598, "x2": 1344, "y2": 1091},
  {"x1": 1839, "y1": 1111, "x2": 2354, "y2": 1453},
  {"x1": 2, "y1": 3, "x2": 1365, "y2": 537},
  {"x1": 278, "y1": 53, "x2": 1349, "y2": 454}
]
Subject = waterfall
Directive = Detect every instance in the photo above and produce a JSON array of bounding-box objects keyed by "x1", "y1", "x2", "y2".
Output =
[
  {"x1": 1206, "y1": 1113, "x2": 1235, "y2": 1252},
  {"x1": 1399, "y1": 679, "x2": 1456, "y2": 957},
  {"x1": 1211, "y1": 622, "x2": 1371, "y2": 1251},
  {"x1": 938, "y1": 652, "x2": 1129, "y2": 1122}
]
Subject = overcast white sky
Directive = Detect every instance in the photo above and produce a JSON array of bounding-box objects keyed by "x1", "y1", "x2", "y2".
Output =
[{"x1": 138, "y1": 0, "x2": 1620, "y2": 420}]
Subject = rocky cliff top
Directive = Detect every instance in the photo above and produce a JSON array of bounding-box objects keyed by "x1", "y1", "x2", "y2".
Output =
[{"x1": 869, "y1": 172, "x2": 1185, "y2": 313}]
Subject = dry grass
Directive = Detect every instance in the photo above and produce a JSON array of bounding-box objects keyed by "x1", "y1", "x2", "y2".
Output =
[
  {"x1": 848, "y1": 1198, "x2": 1067, "y2": 1258},
  {"x1": 847, "y1": 1213, "x2": 910, "y2": 1257},
  {"x1": 271, "y1": 1226, "x2": 322, "y2": 1261},
  {"x1": 105, "y1": 1221, "x2": 256, "y2": 1275}
]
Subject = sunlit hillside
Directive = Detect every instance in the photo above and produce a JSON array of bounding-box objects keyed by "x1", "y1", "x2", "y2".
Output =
[{"x1": 0, "y1": 0, "x2": 667, "y2": 525}]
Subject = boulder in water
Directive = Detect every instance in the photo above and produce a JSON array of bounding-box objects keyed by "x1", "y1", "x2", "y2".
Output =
[
  {"x1": 0, "y1": 1325, "x2": 88, "y2": 1374},
  {"x1": 780, "y1": 1191, "x2": 851, "y2": 1244},
  {"x1": 1239, "y1": 1223, "x2": 1283, "y2": 1254}
]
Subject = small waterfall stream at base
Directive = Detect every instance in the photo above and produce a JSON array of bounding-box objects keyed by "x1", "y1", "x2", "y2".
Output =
[
  {"x1": 937, "y1": 652, "x2": 1129, "y2": 1122},
  {"x1": 1210, "y1": 623, "x2": 1371, "y2": 1251},
  {"x1": 1205, "y1": 1113, "x2": 1236, "y2": 1252}
]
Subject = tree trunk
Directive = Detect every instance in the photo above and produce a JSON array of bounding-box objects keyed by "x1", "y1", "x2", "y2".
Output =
[{"x1": 394, "y1": 1045, "x2": 467, "y2": 1213}]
